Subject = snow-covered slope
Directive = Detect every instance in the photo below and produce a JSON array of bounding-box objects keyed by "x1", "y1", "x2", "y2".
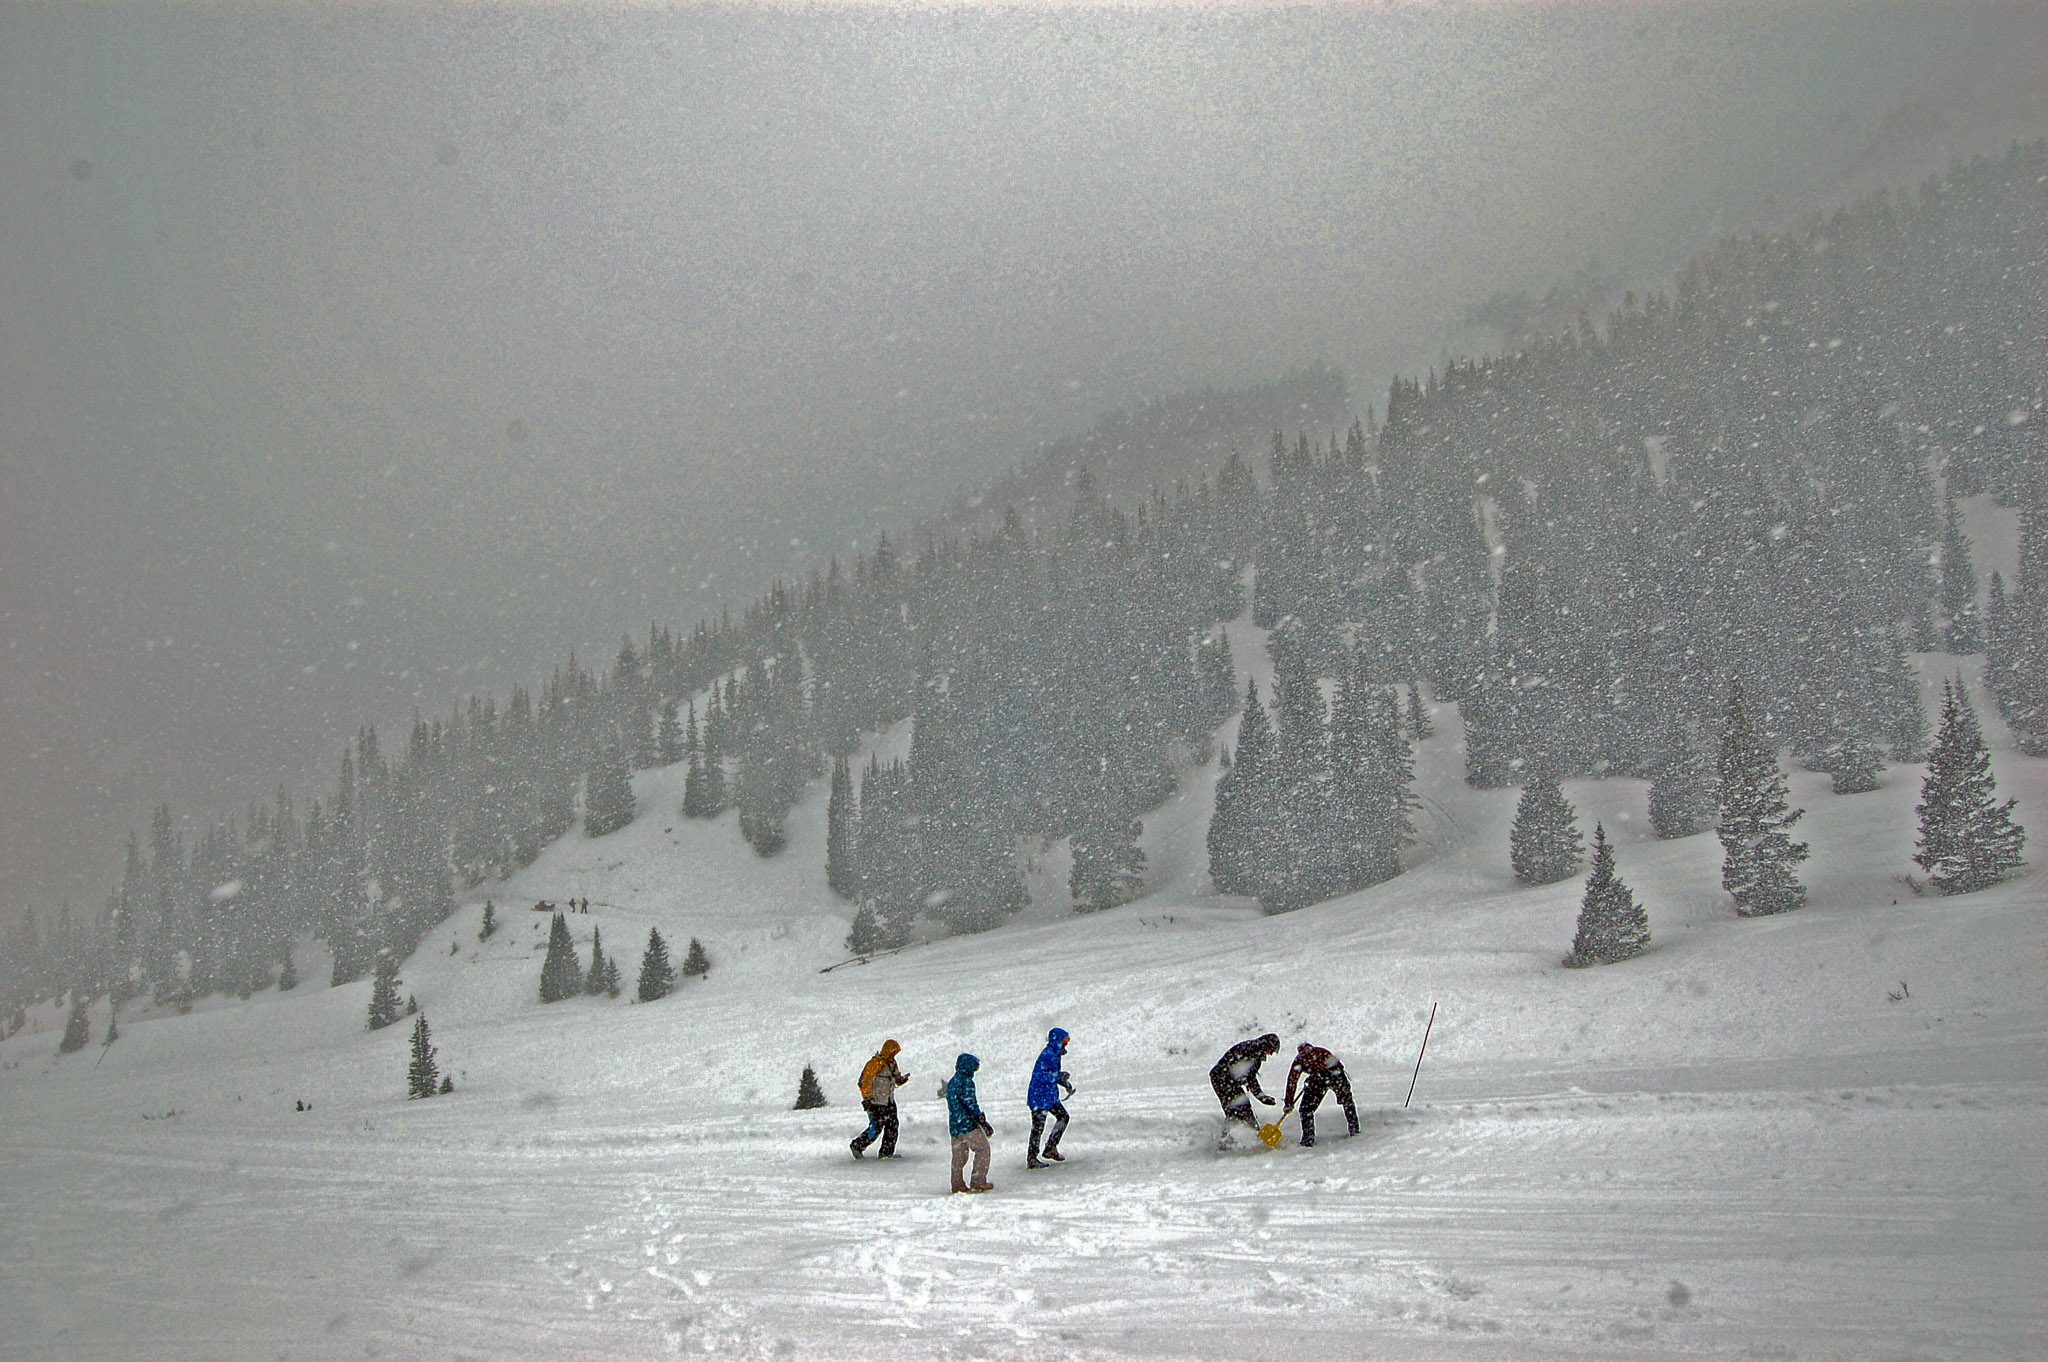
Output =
[{"x1": 2, "y1": 649, "x2": 2042, "y2": 1362}]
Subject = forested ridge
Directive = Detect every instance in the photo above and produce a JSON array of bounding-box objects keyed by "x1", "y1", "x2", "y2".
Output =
[{"x1": 5, "y1": 143, "x2": 2043, "y2": 1026}]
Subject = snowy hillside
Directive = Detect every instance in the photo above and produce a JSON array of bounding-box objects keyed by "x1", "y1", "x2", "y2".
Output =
[{"x1": 2, "y1": 644, "x2": 2042, "y2": 1362}]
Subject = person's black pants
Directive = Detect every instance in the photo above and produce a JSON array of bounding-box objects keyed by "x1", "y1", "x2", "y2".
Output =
[
  {"x1": 1211, "y1": 1071, "x2": 1256, "y2": 1126},
  {"x1": 1298, "y1": 1071, "x2": 1358, "y2": 1145},
  {"x1": 852, "y1": 1100, "x2": 898, "y2": 1156},
  {"x1": 1029, "y1": 1103, "x2": 1068, "y2": 1160}
]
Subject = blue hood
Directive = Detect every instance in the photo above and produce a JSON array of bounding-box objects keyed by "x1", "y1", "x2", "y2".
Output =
[
  {"x1": 954, "y1": 1053, "x2": 980, "y2": 1075},
  {"x1": 1047, "y1": 1027, "x2": 1068, "y2": 1046}
]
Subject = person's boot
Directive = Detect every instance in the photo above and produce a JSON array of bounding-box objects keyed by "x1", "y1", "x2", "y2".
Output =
[
  {"x1": 850, "y1": 1139, "x2": 867, "y2": 1160},
  {"x1": 1042, "y1": 1146, "x2": 1064, "y2": 1162}
]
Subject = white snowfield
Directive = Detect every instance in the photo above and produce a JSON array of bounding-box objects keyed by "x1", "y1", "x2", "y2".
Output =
[{"x1": 2, "y1": 654, "x2": 2041, "y2": 1362}]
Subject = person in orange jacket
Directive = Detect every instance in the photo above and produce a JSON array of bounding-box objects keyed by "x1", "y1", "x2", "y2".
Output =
[{"x1": 851, "y1": 1039, "x2": 908, "y2": 1159}]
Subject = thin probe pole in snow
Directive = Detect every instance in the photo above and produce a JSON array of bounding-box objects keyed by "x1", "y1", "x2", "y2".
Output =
[{"x1": 1403, "y1": 1002, "x2": 1437, "y2": 1108}]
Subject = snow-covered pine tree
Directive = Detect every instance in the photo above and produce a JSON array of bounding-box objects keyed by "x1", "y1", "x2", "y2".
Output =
[
  {"x1": 1715, "y1": 678, "x2": 1810, "y2": 916},
  {"x1": 1647, "y1": 723, "x2": 1715, "y2": 839},
  {"x1": 636, "y1": 927, "x2": 675, "y2": 1001},
  {"x1": 681, "y1": 703, "x2": 727, "y2": 818},
  {"x1": 1069, "y1": 762, "x2": 1146, "y2": 912},
  {"x1": 825, "y1": 756, "x2": 859, "y2": 899},
  {"x1": 1405, "y1": 681, "x2": 1434, "y2": 740},
  {"x1": 656, "y1": 699, "x2": 684, "y2": 766},
  {"x1": 479, "y1": 901, "x2": 497, "y2": 941},
  {"x1": 1564, "y1": 825, "x2": 1649, "y2": 967},
  {"x1": 277, "y1": 943, "x2": 298, "y2": 991},
  {"x1": 103, "y1": 1011, "x2": 119, "y2": 1048},
  {"x1": 405, "y1": 994, "x2": 418, "y2": 1016},
  {"x1": 1915, "y1": 679, "x2": 2027, "y2": 894},
  {"x1": 681, "y1": 937, "x2": 710, "y2": 980},
  {"x1": 1828, "y1": 731, "x2": 1883, "y2": 795},
  {"x1": 602, "y1": 956, "x2": 621, "y2": 997},
  {"x1": 367, "y1": 951, "x2": 402, "y2": 1030},
  {"x1": 538, "y1": 912, "x2": 582, "y2": 1003},
  {"x1": 1266, "y1": 635, "x2": 1335, "y2": 910},
  {"x1": 1510, "y1": 773, "x2": 1584, "y2": 885},
  {"x1": 584, "y1": 926, "x2": 608, "y2": 996},
  {"x1": 1208, "y1": 679, "x2": 1275, "y2": 897},
  {"x1": 846, "y1": 902, "x2": 887, "y2": 956},
  {"x1": 58, "y1": 995, "x2": 89, "y2": 1053},
  {"x1": 406, "y1": 1015, "x2": 439, "y2": 1099},
  {"x1": 583, "y1": 741, "x2": 635, "y2": 837},
  {"x1": 794, "y1": 1065, "x2": 828, "y2": 1110},
  {"x1": 1938, "y1": 492, "x2": 1981, "y2": 653}
]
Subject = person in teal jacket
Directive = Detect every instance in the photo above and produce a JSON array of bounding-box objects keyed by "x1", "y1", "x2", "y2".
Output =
[{"x1": 945, "y1": 1053, "x2": 994, "y2": 1194}]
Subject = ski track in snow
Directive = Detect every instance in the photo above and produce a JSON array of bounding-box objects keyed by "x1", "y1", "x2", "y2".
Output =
[{"x1": 2, "y1": 650, "x2": 2044, "y2": 1361}]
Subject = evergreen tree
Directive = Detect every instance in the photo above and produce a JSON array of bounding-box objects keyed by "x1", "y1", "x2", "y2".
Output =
[
  {"x1": 656, "y1": 699, "x2": 684, "y2": 766},
  {"x1": 479, "y1": 901, "x2": 497, "y2": 941},
  {"x1": 681, "y1": 937, "x2": 710, "y2": 980},
  {"x1": 794, "y1": 1064, "x2": 828, "y2": 1110},
  {"x1": 825, "y1": 756, "x2": 859, "y2": 898},
  {"x1": 1938, "y1": 492, "x2": 1982, "y2": 653},
  {"x1": 406, "y1": 1015, "x2": 439, "y2": 1099},
  {"x1": 439, "y1": 1074, "x2": 454, "y2": 1095},
  {"x1": 1915, "y1": 679, "x2": 2027, "y2": 894},
  {"x1": 602, "y1": 956, "x2": 621, "y2": 998},
  {"x1": 405, "y1": 994, "x2": 418, "y2": 1016},
  {"x1": 1405, "y1": 682, "x2": 1434, "y2": 740},
  {"x1": 1208, "y1": 679, "x2": 1275, "y2": 897},
  {"x1": 367, "y1": 951, "x2": 402, "y2": 1031},
  {"x1": 681, "y1": 705, "x2": 727, "y2": 818},
  {"x1": 1564, "y1": 825, "x2": 1649, "y2": 967},
  {"x1": 636, "y1": 927, "x2": 675, "y2": 1001},
  {"x1": 1828, "y1": 732, "x2": 1884, "y2": 795},
  {"x1": 584, "y1": 926, "x2": 608, "y2": 996},
  {"x1": 277, "y1": 943, "x2": 299, "y2": 992},
  {"x1": 1715, "y1": 679, "x2": 1810, "y2": 916},
  {"x1": 538, "y1": 912, "x2": 582, "y2": 1003},
  {"x1": 1069, "y1": 762, "x2": 1147, "y2": 912},
  {"x1": 583, "y1": 741, "x2": 636, "y2": 837},
  {"x1": 58, "y1": 995, "x2": 89, "y2": 1054},
  {"x1": 1510, "y1": 773, "x2": 1584, "y2": 885},
  {"x1": 1646, "y1": 725, "x2": 1715, "y2": 839},
  {"x1": 103, "y1": 1010, "x2": 120, "y2": 1049}
]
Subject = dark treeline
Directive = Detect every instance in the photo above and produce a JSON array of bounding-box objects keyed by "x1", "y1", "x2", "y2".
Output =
[{"x1": 5, "y1": 144, "x2": 2043, "y2": 1027}]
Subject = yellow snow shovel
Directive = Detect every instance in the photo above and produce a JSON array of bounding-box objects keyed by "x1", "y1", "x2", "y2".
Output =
[{"x1": 1257, "y1": 1120, "x2": 1284, "y2": 1148}]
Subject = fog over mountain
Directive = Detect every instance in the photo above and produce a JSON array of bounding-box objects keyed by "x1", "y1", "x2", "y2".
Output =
[{"x1": 3, "y1": 0, "x2": 2044, "y2": 919}]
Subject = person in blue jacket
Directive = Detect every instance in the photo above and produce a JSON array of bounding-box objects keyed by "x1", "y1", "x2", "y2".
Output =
[
  {"x1": 1026, "y1": 1027, "x2": 1076, "y2": 1169},
  {"x1": 945, "y1": 1053, "x2": 995, "y2": 1194}
]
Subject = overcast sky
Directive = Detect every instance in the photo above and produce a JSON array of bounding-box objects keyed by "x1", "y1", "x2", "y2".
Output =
[{"x1": 3, "y1": 0, "x2": 2044, "y2": 922}]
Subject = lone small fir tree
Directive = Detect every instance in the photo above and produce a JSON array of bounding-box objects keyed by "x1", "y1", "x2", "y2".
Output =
[
  {"x1": 406, "y1": 1015, "x2": 439, "y2": 1099},
  {"x1": 1564, "y1": 825, "x2": 1649, "y2": 967},
  {"x1": 1715, "y1": 679, "x2": 1810, "y2": 916},
  {"x1": 58, "y1": 995, "x2": 90, "y2": 1054},
  {"x1": 794, "y1": 1064, "x2": 828, "y2": 1110},
  {"x1": 602, "y1": 956, "x2": 622, "y2": 998},
  {"x1": 538, "y1": 912, "x2": 582, "y2": 1003},
  {"x1": 1828, "y1": 732, "x2": 1884, "y2": 796},
  {"x1": 636, "y1": 927, "x2": 675, "y2": 1001},
  {"x1": 367, "y1": 953, "x2": 403, "y2": 1030},
  {"x1": 1915, "y1": 679, "x2": 2027, "y2": 894},
  {"x1": 585, "y1": 926, "x2": 608, "y2": 996},
  {"x1": 1405, "y1": 682, "x2": 1434, "y2": 740},
  {"x1": 681, "y1": 937, "x2": 710, "y2": 980},
  {"x1": 479, "y1": 901, "x2": 497, "y2": 942},
  {"x1": 1510, "y1": 773, "x2": 1584, "y2": 885}
]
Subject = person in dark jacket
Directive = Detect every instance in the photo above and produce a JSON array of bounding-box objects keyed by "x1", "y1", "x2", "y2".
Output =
[
  {"x1": 1209, "y1": 1033, "x2": 1281, "y2": 1128},
  {"x1": 1283, "y1": 1041, "x2": 1359, "y2": 1147},
  {"x1": 945, "y1": 1053, "x2": 994, "y2": 1193},
  {"x1": 851, "y1": 1039, "x2": 908, "y2": 1159},
  {"x1": 1025, "y1": 1027, "x2": 1075, "y2": 1169}
]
